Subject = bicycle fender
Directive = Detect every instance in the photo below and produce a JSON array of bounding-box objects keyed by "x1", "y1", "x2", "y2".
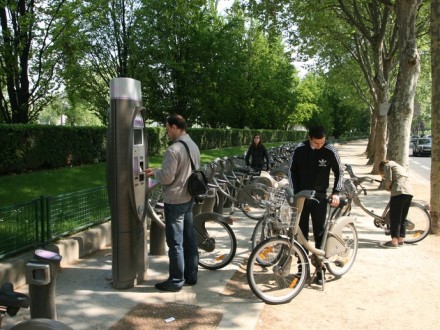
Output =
[
  {"x1": 193, "y1": 212, "x2": 233, "y2": 227},
  {"x1": 333, "y1": 215, "x2": 356, "y2": 227},
  {"x1": 325, "y1": 216, "x2": 356, "y2": 258},
  {"x1": 193, "y1": 212, "x2": 233, "y2": 248},
  {"x1": 292, "y1": 239, "x2": 308, "y2": 259}
]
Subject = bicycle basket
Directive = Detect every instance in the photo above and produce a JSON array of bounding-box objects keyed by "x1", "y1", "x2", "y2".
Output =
[
  {"x1": 268, "y1": 187, "x2": 287, "y2": 208},
  {"x1": 278, "y1": 205, "x2": 298, "y2": 229}
]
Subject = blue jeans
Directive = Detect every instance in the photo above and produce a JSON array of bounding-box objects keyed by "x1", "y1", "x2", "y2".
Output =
[{"x1": 164, "y1": 200, "x2": 199, "y2": 286}]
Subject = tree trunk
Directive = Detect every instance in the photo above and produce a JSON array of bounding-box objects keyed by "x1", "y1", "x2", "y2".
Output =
[
  {"x1": 370, "y1": 75, "x2": 389, "y2": 173},
  {"x1": 387, "y1": 0, "x2": 421, "y2": 168},
  {"x1": 366, "y1": 109, "x2": 376, "y2": 164},
  {"x1": 431, "y1": 0, "x2": 440, "y2": 234}
]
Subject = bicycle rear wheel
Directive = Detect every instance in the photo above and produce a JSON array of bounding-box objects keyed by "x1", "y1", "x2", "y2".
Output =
[
  {"x1": 325, "y1": 223, "x2": 358, "y2": 277},
  {"x1": 239, "y1": 202, "x2": 267, "y2": 220},
  {"x1": 197, "y1": 219, "x2": 237, "y2": 270},
  {"x1": 246, "y1": 237, "x2": 309, "y2": 304},
  {"x1": 402, "y1": 202, "x2": 431, "y2": 244}
]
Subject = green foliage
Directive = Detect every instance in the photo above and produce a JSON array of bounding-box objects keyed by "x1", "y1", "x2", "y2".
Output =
[
  {"x1": 0, "y1": 0, "x2": 67, "y2": 123},
  {"x1": 0, "y1": 124, "x2": 107, "y2": 174},
  {"x1": 0, "y1": 124, "x2": 304, "y2": 175}
]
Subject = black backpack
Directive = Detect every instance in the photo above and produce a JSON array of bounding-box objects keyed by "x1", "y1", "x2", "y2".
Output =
[{"x1": 179, "y1": 140, "x2": 208, "y2": 196}]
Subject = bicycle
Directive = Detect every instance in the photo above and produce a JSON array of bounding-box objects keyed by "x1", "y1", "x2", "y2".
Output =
[
  {"x1": 206, "y1": 158, "x2": 270, "y2": 220},
  {"x1": 343, "y1": 164, "x2": 431, "y2": 243},
  {"x1": 250, "y1": 186, "x2": 291, "y2": 250},
  {"x1": 146, "y1": 179, "x2": 237, "y2": 270},
  {"x1": 246, "y1": 190, "x2": 358, "y2": 304},
  {"x1": 0, "y1": 282, "x2": 72, "y2": 329}
]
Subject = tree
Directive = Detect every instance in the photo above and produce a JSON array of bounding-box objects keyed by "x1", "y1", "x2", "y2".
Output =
[
  {"x1": 245, "y1": 0, "x2": 399, "y2": 172},
  {"x1": 431, "y1": 0, "x2": 439, "y2": 233},
  {"x1": 0, "y1": 0, "x2": 69, "y2": 123},
  {"x1": 61, "y1": 0, "x2": 141, "y2": 125},
  {"x1": 245, "y1": 0, "x2": 428, "y2": 173},
  {"x1": 386, "y1": 0, "x2": 423, "y2": 168}
]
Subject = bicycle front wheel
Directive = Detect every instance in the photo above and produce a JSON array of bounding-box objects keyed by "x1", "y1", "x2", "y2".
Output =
[
  {"x1": 197, "y1": 219, "x2": 237, "y2": 270},
  {"x1": 325, "y1": 223, "x2": 358, "y2": 277},
  {"x1": 246, "y1": 237, "x2": 309, "y2": 304},
  {"x1": 402, "y1": 202, "x2": 431, "y2": 244}
]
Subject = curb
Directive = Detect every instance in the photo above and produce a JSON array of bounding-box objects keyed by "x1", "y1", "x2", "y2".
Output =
[{"x1": 0, "y1": 222, "x2": 112, "y2": 288}]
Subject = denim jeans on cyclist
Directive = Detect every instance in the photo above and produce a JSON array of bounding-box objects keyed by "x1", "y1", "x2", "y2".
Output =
[{"x1": 164, "y1": 200, "x2": 199, "y2": 286}]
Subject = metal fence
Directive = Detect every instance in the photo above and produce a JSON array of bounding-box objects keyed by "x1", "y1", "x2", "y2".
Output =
[{"x1": 0, "y1": 186, "x2": 110, "y2": 260}]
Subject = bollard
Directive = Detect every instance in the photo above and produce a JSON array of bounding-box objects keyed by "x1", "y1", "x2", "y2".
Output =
[
  {"x1": 25, "y1": 249, "x2": 62, "y2": 320},
  {"x1": 149, "y1": 221, "x2": 166, "y2": 255}
]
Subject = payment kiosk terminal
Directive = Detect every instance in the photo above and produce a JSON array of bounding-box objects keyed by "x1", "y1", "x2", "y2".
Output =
[{"x1": 107, "y1": 77, "x2": 148, "y2": 289}]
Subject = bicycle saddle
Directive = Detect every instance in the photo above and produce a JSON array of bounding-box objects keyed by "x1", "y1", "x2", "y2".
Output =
[{"x1": 0, "y1": 282, "x2": 30, "y2": 310}]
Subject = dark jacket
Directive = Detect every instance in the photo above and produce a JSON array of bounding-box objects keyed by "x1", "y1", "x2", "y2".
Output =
[
  {"x1": 245, "y1": 145, "x2": 270, "y2": 171},
  {"x1": 288, "y1": 140, "x2": 343, "y2": 195}
]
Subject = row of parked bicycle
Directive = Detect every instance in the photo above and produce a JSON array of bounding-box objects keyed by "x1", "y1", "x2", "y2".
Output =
[{"x1": 145, "y1": 143, "x2": 432, "y2": 304}]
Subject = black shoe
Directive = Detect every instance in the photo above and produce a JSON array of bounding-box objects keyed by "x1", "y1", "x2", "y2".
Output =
[{"x1": 155, "y1": 281, "x2": 182, "y2": 292}]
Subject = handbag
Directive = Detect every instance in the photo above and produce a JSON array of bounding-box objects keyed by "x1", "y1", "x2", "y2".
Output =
[{"x1": 179, "y1": 140, "x2": 209, "y2": 196}]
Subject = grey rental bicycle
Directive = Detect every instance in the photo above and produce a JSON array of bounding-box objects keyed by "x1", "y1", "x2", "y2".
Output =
[
  {"x1": 146, "y1": 179, "x2": 237, "y2": 270},
  {"x1": 246, "y1": 190, "x2": 358, "y2": 304},
  {"x1": 343, "y1": 164, "x2": 431, "y2": 244}
]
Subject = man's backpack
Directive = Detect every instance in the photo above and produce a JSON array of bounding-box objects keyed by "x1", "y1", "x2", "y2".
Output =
[{"x1": 179, "y1": 140, "x2": 208, "y2": 196}]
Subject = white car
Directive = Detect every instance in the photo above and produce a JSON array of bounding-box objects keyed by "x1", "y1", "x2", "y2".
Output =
[{"x1": 412, "y1": 137, "x2": 432, "y2": 156}]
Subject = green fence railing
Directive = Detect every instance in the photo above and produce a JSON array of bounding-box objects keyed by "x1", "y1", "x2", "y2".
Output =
[
  {"x1": 0, "y1": 186, "x2": 110, "y2": 260},
  {"x1": 0, "y1": 199, "x2": 41, "y2": 259}
]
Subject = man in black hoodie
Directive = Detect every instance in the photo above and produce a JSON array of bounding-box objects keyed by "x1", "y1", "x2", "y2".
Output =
[{"x1": 288, "y1": 125, "x2": 343, "y2": 284}]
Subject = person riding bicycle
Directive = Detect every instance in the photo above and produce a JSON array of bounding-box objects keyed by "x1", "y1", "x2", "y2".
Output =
[
  {"x1": 288, "y1": 125, "x2": 343, "y2": 284},
  {"x1": 378, "y1": 160, "x2": 414, "y2": 248}
]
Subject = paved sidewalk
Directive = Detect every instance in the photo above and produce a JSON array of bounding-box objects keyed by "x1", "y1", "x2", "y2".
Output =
[{"x1": 2, "y1": 139, "x2": 438, "y2": 329}]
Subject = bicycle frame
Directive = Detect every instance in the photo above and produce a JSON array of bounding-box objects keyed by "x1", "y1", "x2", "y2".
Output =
[
  {"x1": 349, "y1": 191, "x2": 391, "y2": 223},
  {"x1": 292, "y1": 200, "x2": 357, "y2": 261},
  {"x1": 280, "y1": 191, "x2": 356, "y2": 286}
]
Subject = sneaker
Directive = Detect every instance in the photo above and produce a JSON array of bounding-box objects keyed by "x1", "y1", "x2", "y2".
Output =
[
  {"x1": 381, "y1": 241, "x2": 398, "y2": 248},
  {"x1": 155, "y1": 281, "x2": 182, "y2": 292}
]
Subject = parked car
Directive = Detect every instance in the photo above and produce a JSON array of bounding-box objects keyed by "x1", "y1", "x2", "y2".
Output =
[{"x1": 412, "y1": 137, "x2": 432, "y2": 156}]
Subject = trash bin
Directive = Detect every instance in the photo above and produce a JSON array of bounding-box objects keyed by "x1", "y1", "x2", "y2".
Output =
[{"x1": 25, "y1": 249, "x2": 62, "y2": 320}]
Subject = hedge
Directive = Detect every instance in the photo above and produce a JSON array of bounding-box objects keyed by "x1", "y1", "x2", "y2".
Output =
[{"x1": 0, "y1": 124, "x2": 306, "y2": 175}]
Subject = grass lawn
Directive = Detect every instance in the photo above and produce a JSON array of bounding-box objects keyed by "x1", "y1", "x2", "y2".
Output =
[{"x1": 0, "y1": 144, "x2": 281, "y2": 207}]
